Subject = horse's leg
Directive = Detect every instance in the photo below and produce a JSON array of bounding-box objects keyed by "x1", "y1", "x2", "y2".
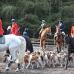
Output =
[
  {"x1": 44, "y1": 40, "x2": 46, "y2": 50},
  {"x1": 42, "y1": 40, "x2": 43, "y2": 50},
  {"x1": 56, "y1": 43, "x2": 59, "y2": 53},
  {"x1": 6, "y1": 48, "x2": 17, "y2": 71},
  {"x1": 40, "y1": 39, "x2": 43, "y2": 51},
  {"x1": 40, "y1": 39, "x2": 41, "y2": 50},
  {"x1": 64, "y1": 52, "x2": 70, "y2": 69},
  {"x1": 6, "y1": 61, "x2": 13, "y2": 71},
  {"x1": 59, "y1": 43, "x2": 61, "y2": 52},
  {"x1": 15, "y1": 63, "x2": 20, "y2": 72},
  {"x1": 61, "y1": 41, "x2": 64, "y2": 52}
]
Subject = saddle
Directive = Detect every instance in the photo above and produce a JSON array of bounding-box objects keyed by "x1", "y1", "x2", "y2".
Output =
[
  {"x1": 0, "y1": 35, "x2": 5, "y2": 44},
  {"x1": 54, "y1": 32, "x2": 65, "y2": 37}
]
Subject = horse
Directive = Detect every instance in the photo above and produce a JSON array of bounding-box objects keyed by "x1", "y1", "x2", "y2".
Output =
[
  {"x1": 40, "y1": 27, "x2": 51, "y2": 51},
  {"x1": 3, "y1": 27, "x2": 33, "y2": 63},
  {"x1": 2, "y1": 26, "x2": 33, "y2": 53},
  {"x1": 0, "y1": 34, "x2": 26, "y2": 72},
  {"x1": 22, "y1": 35, "x2": 33, "y2": 53},
  {"x1": 64, "y1": 35, "x2": 74, "y2": 69},
  {"x1": 55, "y1": 26, "x2": 64, "y2": 53}
]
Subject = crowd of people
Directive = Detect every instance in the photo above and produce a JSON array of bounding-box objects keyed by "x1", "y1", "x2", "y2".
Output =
[
  {"x1": 0, "y1": 18, "x2": 74, "y2": 39},
  {"x1": 0, "y1": 19, "x2": 29, "y2": 38}
]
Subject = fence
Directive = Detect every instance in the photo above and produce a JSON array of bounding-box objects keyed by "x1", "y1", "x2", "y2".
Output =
[{"x1": 31, "y1": 38, "x2": 56, "y2": 46}]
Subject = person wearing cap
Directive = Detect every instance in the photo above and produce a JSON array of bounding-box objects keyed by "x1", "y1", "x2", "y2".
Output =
[
  {"x1": 39, "y1": 20, "x2": 46, "y2": 38},
  {"x1": 23, "y1": 28, "x2": 29, "y2": 52},
  {"x1": 0, "y1": 19, "x2": 4, "y2": 37},
  {"x1": 11, "y1": 19, "x2": 20, "y2": 36},
  {"x1": 58, "y1": 20, "x2": 65, "y2": 32},
  {"x1": 23, "y1": 28, "x2": 29, "y2": 38}
]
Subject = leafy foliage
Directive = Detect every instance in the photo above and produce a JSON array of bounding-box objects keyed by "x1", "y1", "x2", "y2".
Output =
[{"x1": 0, "y1": 0, "x2": 74, "y2": 38}]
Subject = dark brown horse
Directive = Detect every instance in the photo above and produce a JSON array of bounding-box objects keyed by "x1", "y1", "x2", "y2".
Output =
[
  {"x1": 22, "y1": 35, "x2": 33, "y2": 53},
  {"x1": 40, "y1": 27, "x2": 51, "y2": 51},
  {"x1": 55, "y1": 26, "x2": 64, "y2": 53}
]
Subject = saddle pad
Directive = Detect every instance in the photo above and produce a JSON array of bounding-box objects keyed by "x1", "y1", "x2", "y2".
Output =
[{"x1": 0, "y1": 35, "x2": 5, "y2": 44}]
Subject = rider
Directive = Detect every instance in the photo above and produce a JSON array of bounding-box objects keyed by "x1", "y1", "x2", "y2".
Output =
[
  {"x1": 11, "y1": 19, "x2": 20, "y2": 36},
  {"x1": 0, "y1": 19, "x2": 4, "y2": 37},
  {"x1": 23, "y1": 28, "x2": 29, "y2": 38},
  {"x1": 3, "y1": 19, "x2": 19, "y2": 62},
  {"x1": 59, "y1": 20, "x2": 65, "y2": 33},
  {"x1": 54, "y1": 20, "x2": 65, "y2": 43},
  {"x1": 39, "y1": 20, "x2": 46, "y2": 38},
  {"x1": 23, "y1": 28, "x2": 29, "y2": 52}
]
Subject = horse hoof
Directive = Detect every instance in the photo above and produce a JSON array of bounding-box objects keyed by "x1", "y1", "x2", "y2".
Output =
[
  {"x1": 57, "y1": 51, "x2": 60, "y2": 53},
  {"x1": 64, "y1": 67, "x2": 67, "y2": 70},
  {"x1": 6, "y1": 66, "x2": 9, "y2": 71}
]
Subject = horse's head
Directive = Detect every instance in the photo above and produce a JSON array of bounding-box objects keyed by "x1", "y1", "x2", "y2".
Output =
[
  {"x1": 65, "y1": 34, "x2": 71, "y2": 48},
  {"x1": 2, "y1": 26, "x2": 8, "y2": 35},
  {"x1": 56, "y1": 26, "x2": 60, "y2": 34},
  {"x1": 46, "y1": 27, "x2": 51, "y2": 35}
]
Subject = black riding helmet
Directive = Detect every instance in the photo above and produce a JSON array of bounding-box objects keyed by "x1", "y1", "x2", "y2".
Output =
[{"x1": 59, "y1": 20, "x2": 63, "y2": 23}]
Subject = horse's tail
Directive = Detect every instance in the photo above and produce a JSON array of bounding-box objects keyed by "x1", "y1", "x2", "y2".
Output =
[
  {"x1": 30, "y1": 43, "x2": 33, "y2": 53},
  {"x1": 15, "y1": 36, "x2": 26, "y2": 63}
]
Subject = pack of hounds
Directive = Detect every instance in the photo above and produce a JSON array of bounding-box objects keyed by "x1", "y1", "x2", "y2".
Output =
[{"x1": 4, "y1": 50, "x2": 73, "y2": 70}]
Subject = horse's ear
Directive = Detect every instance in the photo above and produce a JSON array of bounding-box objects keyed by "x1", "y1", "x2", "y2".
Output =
[
  {"x1": 50, "y1": 27, "x2": 51, "y2": 29},
  {"x1": 47, "y1": 27, "x2": 51, "y2": 29}
]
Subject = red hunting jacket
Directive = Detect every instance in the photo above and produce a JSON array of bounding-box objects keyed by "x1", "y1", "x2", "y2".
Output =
[
  {"x1": 11, "y1": 23, "x2": 20, "y2": 36},
  {"x1": 0, "y1": 19, "x2": 4, "y2": 35},
  {"x1": 71, "y1": 26, "x2": 74, "y2": 36}
]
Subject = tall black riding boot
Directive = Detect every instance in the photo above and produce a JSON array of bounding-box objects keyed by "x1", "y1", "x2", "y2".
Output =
[{"x1": 38, "y1": 34, "x2": 41, "y2": 39}]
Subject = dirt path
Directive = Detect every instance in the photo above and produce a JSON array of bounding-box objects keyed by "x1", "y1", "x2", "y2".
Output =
[{"x1": 0, "y1": 46, "x2": 74, "y2": 74}]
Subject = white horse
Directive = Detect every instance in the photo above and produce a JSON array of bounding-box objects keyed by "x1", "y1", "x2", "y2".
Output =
[{"x1": 0, "y1": 34, "x2": 26, "y2": 72}]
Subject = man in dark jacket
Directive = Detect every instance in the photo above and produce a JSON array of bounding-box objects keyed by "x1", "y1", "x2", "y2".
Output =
[
  {"x1": 23, "y1": 28, "x2": 29, "y2": 52},
  {"x1": 23, "y1": 28, "x2": 29, "y2": 38},
  {"x1": 59, "y1": 20, "x2": 65, "y2": 32}
]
